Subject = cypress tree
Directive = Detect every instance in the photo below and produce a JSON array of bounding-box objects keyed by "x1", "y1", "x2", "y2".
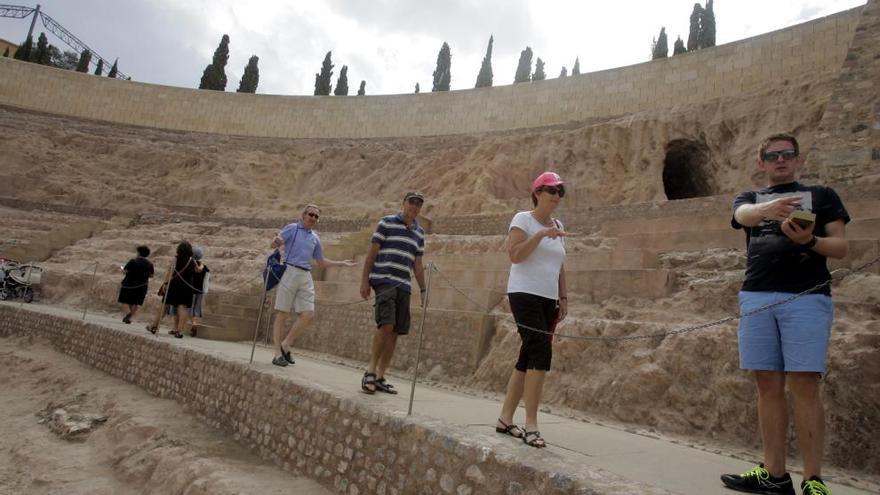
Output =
[
  {"x1": 94, "y1": 59, "x2": 104, "y2": 75},
  {"x1": 700, "y1": 0, "x2": 716, "y2": 48},
  {"x1": 14, "y1": 35, "x2": 33, "y2": 62},
  {"x1": 199, "y1": 34, "x2": 230, "y2": 91},
  {"x1": 3, "y1": 47, "x2": 8, "y2": 57},
  {"x1": 357, "y1": 80, "x2": 366, "y2": 96},
  {"x1": 532, "y1": 57, "x2": 546, "y2": 81},
  {"x1": 687, "y1": 3, "x2": 703, "y2": 51},
  {"x1": 514, "y1": 46, "x2": 532, "y2": 83},
  {"x1": 559, "y1": 66, "x2": 567, "y2": 78},
  {"x1": 108, "y1": 59, "x2": 119, "y2": 78},
  {"x1": 237, "y1": 55, "x2": 260, "y2": 93},
  {"x1": 415, "y1": 83, "x2": 420, "y2": 93},
  {"x1": 313, "y1": 51, "x2": 333, "y2": 95},
  {"x1": 431, "y1": 42, "x2": 451, "y2": 92},
  {"x1": 652, "y1": 27, "x2": 668, "y2": 59},
  {"x1": 475, "y1": 35, "x2": 493, "y2": 88},
  {"x1": 334, "y1": 65, "x2": 349, "y2": 95},
  {"x1": 35, "y1": 32, "x2": 51, "y2": 65},
  {"x1": 75, "y1": 49, "x2": 91, "y2": 72},
  {"x1": 572, "y1": 57, "x2": 580, "y2": 75},
  {"x1": 673, "y1": 36, "x2": 687, "y2": 55}
]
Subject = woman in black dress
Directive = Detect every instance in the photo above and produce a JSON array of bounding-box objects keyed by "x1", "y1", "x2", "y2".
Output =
[
  {"x1": 118, "y1": 245, "x2": 154, "y2": 324},
  {"x1": 147, "y1": 241, "x2": 199, "y2": 338}
]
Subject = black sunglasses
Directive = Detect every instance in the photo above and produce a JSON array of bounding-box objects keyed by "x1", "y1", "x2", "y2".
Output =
[
  {"x1": 537, "y1": 185, "x2": 565, "y2": 197},
  {"x1": 762, "y1": 149, "x2": 798, "y2": 162},
  {"x1": 306, "y1": 212, "x2": 320, "y2": 219},
  {"x1": 407, "y1": 198, "x2": 424, "y2": 206}
]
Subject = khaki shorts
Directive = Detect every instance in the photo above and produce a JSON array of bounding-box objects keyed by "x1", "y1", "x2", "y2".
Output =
[{"x1": 274, "y1": 267, "x2": 315, "y2": 313}]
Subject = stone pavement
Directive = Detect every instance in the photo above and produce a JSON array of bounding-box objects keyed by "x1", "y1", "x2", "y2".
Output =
[{"x1": 5, "y1": 301, "x2": 877, "y2": 495}]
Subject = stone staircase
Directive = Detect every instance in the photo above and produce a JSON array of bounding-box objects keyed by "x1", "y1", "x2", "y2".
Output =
[{"x1": 0, "y1": 205, "x2": 110, "y2": 263}]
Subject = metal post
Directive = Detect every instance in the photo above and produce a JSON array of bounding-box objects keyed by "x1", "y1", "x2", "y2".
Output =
[
  {"x1": 19, "y1": 262, "x2": 32, "y2": 310},
  {"x1": 149, "y1": 264, "x2": 174, "y2": 336},
  {"x1": 82, "y1": 261, "x2": 98, "y2": 320},
  {"x1": 249, "y1": 281, "x2": 270, "y2": 365},
  {"x1": 26, "y1": 4, "x2": 40, "y2": 42},
  {"x1": 407, "y1": 262, "x2": 434, "y2": 416},
  {"x1": 263, "y1": 295, "x2": 274, "y2": 346}
]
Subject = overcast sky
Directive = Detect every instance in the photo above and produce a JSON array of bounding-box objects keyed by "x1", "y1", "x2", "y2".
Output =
[{"x1": 0, "y1": 0, "x2": 866, "y2": 96}]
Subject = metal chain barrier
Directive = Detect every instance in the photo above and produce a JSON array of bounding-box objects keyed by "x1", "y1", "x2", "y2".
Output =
[
  {"x1": 37, "y1": 250, "x2": 880, "y2": 346},
  {"x1": 430, "y1": 255, "x2": 880, "y2": 343}
]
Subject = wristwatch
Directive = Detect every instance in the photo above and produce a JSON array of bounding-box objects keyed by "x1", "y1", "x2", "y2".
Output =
[{"x1": 804, "y1": 235, "x2": 818, "y2": 249}]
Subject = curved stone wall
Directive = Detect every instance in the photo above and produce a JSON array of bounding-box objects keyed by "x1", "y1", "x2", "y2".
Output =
[{"x1": 0, "y1": 8, "x2": 860, "y2": 139}]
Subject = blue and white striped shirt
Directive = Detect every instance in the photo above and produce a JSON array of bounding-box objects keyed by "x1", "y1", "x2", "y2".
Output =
[{"x1": 369, "y1": 213, "x2": 425, "y2": 293}]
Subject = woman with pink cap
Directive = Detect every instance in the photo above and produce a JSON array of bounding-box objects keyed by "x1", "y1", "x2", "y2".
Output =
[{"x1": 494, "y1": 171, "x2": 568, "y2": 448}]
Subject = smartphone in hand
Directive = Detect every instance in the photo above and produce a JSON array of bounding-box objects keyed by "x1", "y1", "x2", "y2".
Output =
[{"x1": 789, "y1": 210, "x2": 816, "y2": 229}]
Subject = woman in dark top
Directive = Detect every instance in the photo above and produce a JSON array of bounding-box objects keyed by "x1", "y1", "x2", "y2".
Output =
[
  {"x1": 118, "y1": 245, "x2": 154, "y2": 324},
  {"x1": 147, "y1": 241, "x2": 201, "y2": 338},
  {"x1": 188, "y1": 247, "x2": 209, "y2": 337}
]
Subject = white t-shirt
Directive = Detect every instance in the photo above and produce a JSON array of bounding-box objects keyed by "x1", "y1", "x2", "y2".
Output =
[{"x1": 506, "y1": 211, "x2": 566, "y2": 300}]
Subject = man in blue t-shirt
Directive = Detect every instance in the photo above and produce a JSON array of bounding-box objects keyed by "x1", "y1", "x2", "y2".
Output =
[
  {"x1": 358, "y1": 192, "x2": 427, "y2": 394},
  {"x1": 270, "y1": 204, "x2": 356, "y2": 367},
  {"x1": 721, "y1": 134, "x2": 849, "y2": 495}
]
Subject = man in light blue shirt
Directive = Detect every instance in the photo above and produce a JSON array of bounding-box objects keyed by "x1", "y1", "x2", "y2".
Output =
[{"x1": 270, "y1": 204, "x2": 356, "y2": 367}]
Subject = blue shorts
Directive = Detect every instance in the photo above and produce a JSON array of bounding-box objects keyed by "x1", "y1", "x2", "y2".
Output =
[{"x1": 737, "y1": 291, "x2": 833, "y2": 373}]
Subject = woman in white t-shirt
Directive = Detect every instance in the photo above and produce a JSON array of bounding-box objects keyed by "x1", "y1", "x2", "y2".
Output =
[{"x1": 494, "y1": 171, "x2": 568, "y2": 449}]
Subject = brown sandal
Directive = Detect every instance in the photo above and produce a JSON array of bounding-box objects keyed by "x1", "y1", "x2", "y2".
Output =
[
  {"x1": 495, "y1": 418, "x2": 524, "y2": 438},
  {"x1": 522, "y1": 430, "x2": 546, "y2": 448}
]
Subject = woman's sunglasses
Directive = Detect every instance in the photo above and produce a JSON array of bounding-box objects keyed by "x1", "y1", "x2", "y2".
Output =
[{"x1": 537, "y1": 186, "x2": 565, "y2": 197}]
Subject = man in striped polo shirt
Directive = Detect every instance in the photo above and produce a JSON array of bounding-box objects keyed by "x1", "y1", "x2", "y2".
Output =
[{"x1": 359, "y1": 192, "x2": 427, "y2": 394}]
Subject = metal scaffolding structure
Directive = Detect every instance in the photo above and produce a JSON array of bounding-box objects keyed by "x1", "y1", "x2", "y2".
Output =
[{"x1": 0, "y1": 3, "x2": 129, "y2": 79}]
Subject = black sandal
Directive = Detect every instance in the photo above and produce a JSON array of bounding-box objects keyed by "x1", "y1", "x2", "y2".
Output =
[
  {"x1": 172, "y1": 331, "x2": 184, "y2": 339},
  {"x1": 523, "y1": 430, "x2": 546, "y2": 448},
  {"x1": 361, "y1": 372, "x2": 377, "y2": 394},
  {"x1": 495, "y1": 418, "x2": 524, "y2": 438},
  {"x1": 145, "y1": 324, "x2": 158, "y2": 335},
  {"x1": 374, "y1": 377, "x2": 398, "y2": 394}
]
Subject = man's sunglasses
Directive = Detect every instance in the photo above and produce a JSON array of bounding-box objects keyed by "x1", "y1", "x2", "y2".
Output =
[
  {"x1": 762, "y1": 150, "x2": 798, "y2": 162},
  {"x1": 537, "y1": 186, "x2": 565, "y2": 197},
  {"x1": 306, "y1": 212, "x2": 320, "y2": 219},
  {"x1": 407, "y1": 198, "x2": 424, "y2": 206}
]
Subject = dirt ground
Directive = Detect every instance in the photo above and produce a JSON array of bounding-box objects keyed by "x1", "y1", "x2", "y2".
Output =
[{"x1": 0, "y1": 335, "x2": 330, "y2": 495}]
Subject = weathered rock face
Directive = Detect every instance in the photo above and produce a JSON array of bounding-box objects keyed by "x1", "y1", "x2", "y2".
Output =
[{"x1": 0, "y1": 69, "x2": 838, "y2": 220}]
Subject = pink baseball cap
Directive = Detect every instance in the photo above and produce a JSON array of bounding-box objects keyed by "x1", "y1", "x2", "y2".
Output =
[{"x1": 531, "y1": 172, "x2": 564, "y2": 192}]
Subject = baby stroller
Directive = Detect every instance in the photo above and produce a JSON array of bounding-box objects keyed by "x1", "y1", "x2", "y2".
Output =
[{"x1": 0, "y1": 259, "x2": 42, "y2": 303}]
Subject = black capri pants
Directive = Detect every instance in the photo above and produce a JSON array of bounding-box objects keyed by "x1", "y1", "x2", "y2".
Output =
[{"x1": 508, "y1": 292, "x2": 558, "y2": 372}]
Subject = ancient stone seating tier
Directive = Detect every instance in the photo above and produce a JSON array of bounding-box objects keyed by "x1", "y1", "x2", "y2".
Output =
[{"x1": 0, "y1": 206, "x2": 107, "y2": 263}]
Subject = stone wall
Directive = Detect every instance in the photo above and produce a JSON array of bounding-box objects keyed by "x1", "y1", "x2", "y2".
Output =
[
  {"x1": 0, "y1": 8, "x2": 859, "y2": 139},
  {"x1": 299, "y1": 304, "x2": 493, "y2": 380},
  {"x1": 431, "y1": 194, "x2": 735, "y2": 236},
  {"x1": 430, "y1": 182, "x2": 880, "y2": 236},
  {"x1": 807, "y1": 0, "x2": 880, "y2": 187},
  {"x1": 0, "y1": 305, "x2": 666, "y2": 495}
]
